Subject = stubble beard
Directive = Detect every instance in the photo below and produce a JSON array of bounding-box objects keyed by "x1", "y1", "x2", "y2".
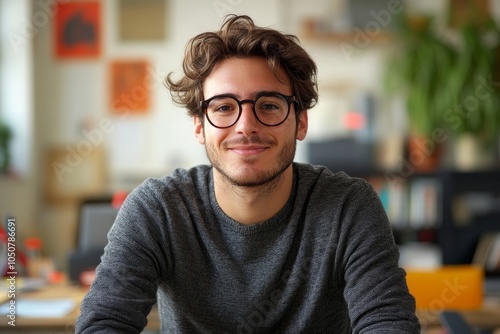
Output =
[{"x1": 205, "y1": 135, "x2": 296, "y2": 190}]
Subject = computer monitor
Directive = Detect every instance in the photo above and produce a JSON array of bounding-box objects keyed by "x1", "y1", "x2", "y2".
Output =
[
  {"x1": 68, "y1": 199, "x2": 119, "y2": 282},
  {"x1": 78, "y1": 201, "x2": 119, "y2": 252}
]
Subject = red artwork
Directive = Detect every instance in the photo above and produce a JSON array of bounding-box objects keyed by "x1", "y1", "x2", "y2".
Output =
[
  {"x1": 110, "y1": 60, "x2": 151, "y2": 114},
  {"x1": 54, "y1": 1, "x2": 101, "y2": 58}
]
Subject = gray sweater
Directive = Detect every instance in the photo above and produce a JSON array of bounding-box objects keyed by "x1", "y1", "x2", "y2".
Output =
[{"x1": 76, "y1": 163, "x2": 420, "y2": 333}]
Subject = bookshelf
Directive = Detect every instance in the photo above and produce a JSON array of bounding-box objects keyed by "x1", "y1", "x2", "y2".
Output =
[
  {"x1": 334, "y1": 167, "x2": 500, "y2": 267},
  {"x1": 367, "y1": 172, "x2": 441, "y2": 246},
  {"x1": 438, "y1": 170, "x2": 500, "y2": 267}
]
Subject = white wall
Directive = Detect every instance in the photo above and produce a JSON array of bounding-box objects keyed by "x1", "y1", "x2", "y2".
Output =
[
  {"x1": 0, "y1": 0, "x2": 37, "y2": 244},
  {"x1": 0, "y1": 0, "x2": 34, "y2": 176}
]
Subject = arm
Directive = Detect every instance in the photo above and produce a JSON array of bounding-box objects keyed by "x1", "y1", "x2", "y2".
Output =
[
  {"x1": 75, "y1": 184, "x2": 167, "y2": 333},
  {"x1": 339, "y1": 180, "x2": 421, "y2": 333}
]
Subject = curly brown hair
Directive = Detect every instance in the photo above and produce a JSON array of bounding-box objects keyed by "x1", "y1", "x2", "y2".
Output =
[{"x1": 165, "y1": 15, "x2": 318, "y2": 119}]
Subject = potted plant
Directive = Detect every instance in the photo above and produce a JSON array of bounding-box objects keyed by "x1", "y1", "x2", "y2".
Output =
[
  {"x1": 383, "y1": 16, "x2": 456, "y2": 171},
  {"x1": 0, "y1": 118, "x2": 12, "y2": 174},
  {"x1": 445, "y1": 22, "x2": 500, "y2": 169},
  {"x1": 383, "y1": 11, "x2": 500, "y2": 171}
]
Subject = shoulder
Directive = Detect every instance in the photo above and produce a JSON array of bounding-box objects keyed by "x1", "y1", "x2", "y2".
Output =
[
  {"x1": 122, "y1": 165, "x2": 212, "y2": 213},
  {"x1": 294, "y1": 163, "x2": 373, "y2": 199},
  {"x1": 135, "y1": 165, "x2": 210, "y2": 196},
  {"x1": 295, "y1": 164, "x2": 392, "y2": 245},
  {"x1": 110, "y1": 165, "x2": 212, "y2": 238},
  {"x1": 293, "y1": 163, "x2": 383, "y2": 226}
]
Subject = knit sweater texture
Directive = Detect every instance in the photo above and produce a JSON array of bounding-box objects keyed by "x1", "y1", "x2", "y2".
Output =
[{"x1": 76, "y1": 163, "x2": 420, "y2": 333}]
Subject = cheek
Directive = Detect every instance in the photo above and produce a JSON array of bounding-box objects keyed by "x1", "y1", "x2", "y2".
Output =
[{"x1": 203, "y1": 128, "x2": 227, "y2": 147}]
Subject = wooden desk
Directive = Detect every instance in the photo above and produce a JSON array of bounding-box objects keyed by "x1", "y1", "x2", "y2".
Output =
[
  {"x1": 1, "y1": 284, "x2": 499, "y2": 333},
  {"x1": 418, "y1": 305, "x2": 500, "y2": 333},
  {"x1": 0, "y1": 284, "x2": 159, "y2": 333},
  {"x1": 0, "y1": 284, "x2": 84, "y2": 333}
]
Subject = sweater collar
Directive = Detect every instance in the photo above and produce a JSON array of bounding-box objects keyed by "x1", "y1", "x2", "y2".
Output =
[{"x1": 208, "y1": 164, "x2": 298, "y2": 235}]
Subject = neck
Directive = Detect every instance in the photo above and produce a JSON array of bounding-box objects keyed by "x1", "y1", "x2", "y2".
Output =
[{"x1": 213, "y1": 165, "x2": 294, "y2": 225}]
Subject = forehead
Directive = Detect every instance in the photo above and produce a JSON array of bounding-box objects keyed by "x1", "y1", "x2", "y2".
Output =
[{"x1": 203, "y1": 57, "x2": 291, "y2": 98}]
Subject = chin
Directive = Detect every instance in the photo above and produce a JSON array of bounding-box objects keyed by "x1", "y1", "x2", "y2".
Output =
[{"x1": 218, "y1": 163, "x2": 289, "y2": 188}]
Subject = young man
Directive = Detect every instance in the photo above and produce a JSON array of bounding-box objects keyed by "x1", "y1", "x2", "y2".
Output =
[{"x1": 76, "y1": 15, "x2": 420, "y2": 333}]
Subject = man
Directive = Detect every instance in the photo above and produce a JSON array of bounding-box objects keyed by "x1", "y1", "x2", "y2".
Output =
[{"x1": 76, "y1": 15, "x2": 420, "y2": 333}]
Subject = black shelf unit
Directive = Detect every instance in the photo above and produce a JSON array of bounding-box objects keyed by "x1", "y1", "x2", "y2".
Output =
[
  {"x1": 322, "y1": 164, "x2": 500, "y2": 266},
  {"x1": 438, "y1": 170, "x2": 500, "y2": 265}
]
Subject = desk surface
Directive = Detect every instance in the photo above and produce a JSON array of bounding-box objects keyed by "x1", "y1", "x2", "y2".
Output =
[
  {"x1": 1, "y1": 284, "x2": 499, "y2": 332},
  {"x1": 0, "y1": 284, "x2": 85, "y2": 330},
  {"x1": 0, "y1": 284, "x2": 159, "y2": 332},
  {"x1": 418, "y1": 306, "x2": 500, "y2": 330}
]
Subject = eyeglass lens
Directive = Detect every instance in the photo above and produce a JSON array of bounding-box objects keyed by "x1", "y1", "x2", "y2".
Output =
[{"x1": 205, "y1": 94, "x2": 289, "y2": 127}]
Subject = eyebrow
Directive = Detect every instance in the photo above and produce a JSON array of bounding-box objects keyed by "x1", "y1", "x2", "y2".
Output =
[{"x1": 209, "y1": 90, "x2": 291, "y2": 99}]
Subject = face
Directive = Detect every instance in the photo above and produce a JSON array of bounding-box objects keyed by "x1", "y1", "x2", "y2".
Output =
[{"x1": 194, "y1": 57, "x2": 308, "y2": 188}]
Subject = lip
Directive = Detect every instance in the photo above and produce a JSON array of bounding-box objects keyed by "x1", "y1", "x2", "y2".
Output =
[{"x1": 229, "y1": 145, "x2": 268, "y2": 155}]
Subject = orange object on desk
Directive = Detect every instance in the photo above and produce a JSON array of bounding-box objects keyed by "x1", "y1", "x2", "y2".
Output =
[{"x1": 405, "y1": 265, "x2": 484, "y2": 310}]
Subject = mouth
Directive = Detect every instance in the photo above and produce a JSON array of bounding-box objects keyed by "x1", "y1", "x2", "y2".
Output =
[{"x1": 229, "y1": 145, "x2": 269, "y2": 156}]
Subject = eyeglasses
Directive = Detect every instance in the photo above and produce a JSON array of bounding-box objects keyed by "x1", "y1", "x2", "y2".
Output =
[{"x1": 199, "y1": 92, "x2": 296, "y2": 129}]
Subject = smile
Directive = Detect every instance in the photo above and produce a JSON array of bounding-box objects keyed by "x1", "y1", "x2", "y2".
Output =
[{"x1": 229, "y1": 145, "x2": 268, "y2": 155}]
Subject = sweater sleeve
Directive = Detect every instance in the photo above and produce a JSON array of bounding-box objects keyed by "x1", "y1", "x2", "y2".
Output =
[
  {"x1": 338, "y1": 179, "x2": 421, "y2": 333},
  {"x1": 75, "y1": 182, "x2": 167, "y2": 333}
]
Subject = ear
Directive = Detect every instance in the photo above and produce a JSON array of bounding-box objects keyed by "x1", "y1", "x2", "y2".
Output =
[
  {"x1": 194, "y1": 116, "x2": 205, "y2": 144},
  {"x1": 296, "y1": 110, "x2": 308, "y2": 141}
]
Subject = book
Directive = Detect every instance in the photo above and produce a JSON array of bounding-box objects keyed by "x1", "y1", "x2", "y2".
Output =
[{"x1": 473, "y1": 232, "x2": 500, "y2": 272}]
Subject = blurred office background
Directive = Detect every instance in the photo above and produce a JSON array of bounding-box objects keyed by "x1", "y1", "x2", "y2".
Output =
[{"x1": 1, "y1": 0, "x2": 500, "y2": 276}]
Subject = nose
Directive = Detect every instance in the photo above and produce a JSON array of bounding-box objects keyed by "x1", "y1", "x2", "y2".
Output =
[{"x1": 234, "y1": 102, "x2": 260, "y2": 134}]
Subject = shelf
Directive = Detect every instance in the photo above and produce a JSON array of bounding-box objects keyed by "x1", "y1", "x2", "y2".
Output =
[
  {"x1": 392, "y1": 227, "x2": 438, "y2": 245},
  {"x1": 299, "y1": 19, "x2": 392, "y2": 44},
  {"x1": 334, "y1": 167, "x2": 500, "y2": 265},
  {"x1": 439, "y1": 170, "x2": 500, "y2": 193}
]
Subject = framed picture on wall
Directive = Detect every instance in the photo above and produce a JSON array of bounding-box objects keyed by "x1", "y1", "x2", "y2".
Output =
[
  {"x1": 44, "y1": 146, "x2": 107, "y2": 203},
  {"x1": 110, "y1": 59, "x2": 151, "y2": 114},
  {"x1": 117, "y1": 0, "x2": 168, "y2": 42},
  {"x1": 54, "y1": 1, "x2": 101, "y2": 58}
]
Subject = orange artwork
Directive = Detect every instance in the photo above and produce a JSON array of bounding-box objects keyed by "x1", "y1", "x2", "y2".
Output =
[
  {"x1": 110, "y1": 60, "x2": 151, "y2": 114},
  {"x1": 54, "y1": 1, "x2": 101, "y2": 58}
]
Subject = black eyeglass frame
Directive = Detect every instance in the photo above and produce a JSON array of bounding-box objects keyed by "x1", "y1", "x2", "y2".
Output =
[{"x1": 199, "y1": 92, "x2": 296, "y2": 129}]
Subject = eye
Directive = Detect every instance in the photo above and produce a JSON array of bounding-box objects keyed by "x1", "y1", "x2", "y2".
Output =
[
  {"x1": 260, "y1": 102, "x2": 280, "y2": 110},
  {"x1": 256, "y1": 96, "x2": 286, "y2": 113},
  {"x1": 208, "y1": 97, "x2": 238, "y2": 114},
  {"x1": 214, "y1": 104, "x2": 234, "y2": 113}
]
